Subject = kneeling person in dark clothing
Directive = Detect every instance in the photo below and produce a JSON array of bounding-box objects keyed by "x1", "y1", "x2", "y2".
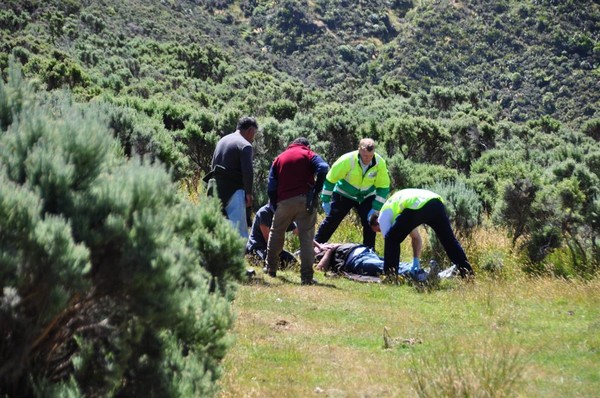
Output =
[{"x1": 246, "y1": 203, "x2": 297, "y2": 268}]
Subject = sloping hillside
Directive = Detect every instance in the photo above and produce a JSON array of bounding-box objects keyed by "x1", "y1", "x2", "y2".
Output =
[
  {"x1": 236, "y1": 0, "x2": 599, "y2": 126},
  {"x1": 1, "y1": 0, "x2": 598, "y2": 127}
]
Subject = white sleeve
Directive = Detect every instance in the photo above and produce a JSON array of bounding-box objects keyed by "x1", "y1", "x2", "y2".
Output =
[{"x1": 378, "y1": 208, "x2": 394, "y2": 237}]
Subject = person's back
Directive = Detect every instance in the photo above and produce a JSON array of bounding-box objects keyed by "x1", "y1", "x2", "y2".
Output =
[
  {"x1": 374, "y1": 188, "x2": 475, "y2": 278},
  {"x1": 270, "y1": 143, "x2": 320, "y2": 203},
  {"x1": 211, "y1": 132, "x2": 251, "y2": 185},
  {"x1": 210, "y1": 116, "x2": 257, "y2": 238}
]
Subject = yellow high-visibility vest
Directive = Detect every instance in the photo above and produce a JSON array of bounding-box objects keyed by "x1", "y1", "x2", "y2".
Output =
[{"x1": 381, "y1": 189, "x2": 443, "y2": 218}]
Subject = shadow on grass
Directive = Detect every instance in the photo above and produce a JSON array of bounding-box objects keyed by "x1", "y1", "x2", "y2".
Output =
[
  {"x1": 277, "y1": 275, "x2": 338, "y2": 288},
  {"x1": 242, "y1": 272, "x2": 338, "y2": 288}
]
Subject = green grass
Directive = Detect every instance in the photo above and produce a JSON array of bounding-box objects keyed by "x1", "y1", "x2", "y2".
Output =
[{"x1": 219, "y1": 267, "x2": 600, "y2": 397}]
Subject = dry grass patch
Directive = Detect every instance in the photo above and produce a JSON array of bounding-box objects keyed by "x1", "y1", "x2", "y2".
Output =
[{"x1": 409, "y1": 343, "x2": 526, "y2": 398}]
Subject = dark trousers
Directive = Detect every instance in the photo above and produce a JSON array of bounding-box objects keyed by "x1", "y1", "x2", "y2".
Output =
[
  {"x1": 315, "y1": 193, "x2": 376, "y2": 249},
  {"x1": 383, "y1": 199, "x2": 473, "y2": 278}
]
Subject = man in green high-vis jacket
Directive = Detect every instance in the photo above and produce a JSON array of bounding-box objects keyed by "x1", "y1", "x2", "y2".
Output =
[{"x1": 315, "y1": 138, "x2": 391, "y2": 249}]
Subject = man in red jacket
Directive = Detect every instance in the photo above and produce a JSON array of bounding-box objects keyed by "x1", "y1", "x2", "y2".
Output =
[{"x1": 266, "y1": 138, "x2": 329, "y2": 285}]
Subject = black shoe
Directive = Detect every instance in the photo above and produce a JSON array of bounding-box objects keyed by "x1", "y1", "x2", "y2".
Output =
[
  {"x1": 458, "y1": 262, "x2": 475, "y2": 279},
  {"x1": 263, "y1": 266, "x2": 277, "y2": 277},
  {"x1": 301, "y1": 278, "x2": 318, "y2": 285},
  {"x1": 383, "y1": 270, "x2": 399, "y2": 284}
]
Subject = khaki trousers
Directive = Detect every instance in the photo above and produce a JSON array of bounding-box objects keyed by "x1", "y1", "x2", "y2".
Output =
[{"x1": 267, "y1": 195, "x2": 316, "y2": 280}]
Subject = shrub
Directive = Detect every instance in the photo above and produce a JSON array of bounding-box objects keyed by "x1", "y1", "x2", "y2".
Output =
[
  {"x1": 581, "y1": 118, "x2": 600, "y2": 141},
  {"x1": 382, "y1": 116, "x2": 451, "y2": 165},
  {"x1": 266, "y1": 98, "x2": 298, "y2": 121},
  {"x1": 97, "y1": 97, "x2": 192, "y2": 179},
  {"x1": 410, "y1": 344, "x2": 525, "y2": 398},
  {"x1": 387, "y1": 155, "x2": 459, "y2": 189},
  {"x1": 39, "y1": 51, "x2": 90, "y2": 90},
  {"x1": 493, "y1": 177, "x2": 541, "y2": 246},
  {"x1": 446, "y1": 114, "x2": 497, "y2": 172},
  {"x1": 469, "y1": 148, "x2": 535, "y2": 213},
  {"x1": 183, "y1": 109, "x2": 218, "y2": 173},
  {"x1": 428, "y1": 180, "x2": 483, "y2": 239},
  {"x1": 0, "y1": 62, "x2": 244, "y2": 397},
  {"x1": 251, "y1": 117, "x2": 286, "y2": 206},
  {"x1": 494, "y1": 168, "x2": 598, "y2": 277}
]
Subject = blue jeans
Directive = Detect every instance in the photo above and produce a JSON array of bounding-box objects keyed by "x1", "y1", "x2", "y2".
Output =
[
  {"x1": 225, "y1": 189, "x2": 248, "y2": 238},
  {"x1": 346, "y1": 249, "x2": 384, "y2": 275},
  {"x1": 345, "y1": 250, "x2": 428, "y2": 282}
]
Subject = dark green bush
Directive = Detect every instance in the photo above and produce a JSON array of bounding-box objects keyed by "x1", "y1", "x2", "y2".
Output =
[
  {"x1": 469, "y1": 147, "x2": 536, "y2": 213},
  {"x1": 493, "y1": 177, "x2": 541, "y2": 246},
  {"x1": 39, "y1": 51, "x2": 90, "y2": 90},
  {"x1": 98, "y1": 97, "x2": 191, "y2": 179},
  {"x1": 382, "y1": 116, "x2": 451, "y2": 165},
  {"x1": 428, "y1": 180, "x2": 483, "y2": 239},
  {"x1": 0, "y1": 62, "x2": 244, "y2": 397},
  {"x1": 493, "y1": 160, "x2": 599, "y2": 277},
  {"x1": 446, "y1": 114, "x2": 497, "y2": 172},
  {"x1": 266, "y1": 98, "x2": 298, "y2": 121},
  {"x1": 581, "y1": 118, "x2": 600, "y2": 141},
  {"x1": 387, "y1": 154, "x2": 459, "y2": 190}
]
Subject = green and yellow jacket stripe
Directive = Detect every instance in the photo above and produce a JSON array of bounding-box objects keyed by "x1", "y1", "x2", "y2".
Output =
[{"x1": 320, "y1": 150, "x2": 391, "y2": 211}]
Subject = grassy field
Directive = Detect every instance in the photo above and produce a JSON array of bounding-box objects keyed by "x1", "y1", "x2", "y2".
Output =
[
  {"x1": 218, "y1": 226, "x2": 600, "y2": 397},
  {"x1": 218, "y1": 272, "x2": 599, "y2": 397}
]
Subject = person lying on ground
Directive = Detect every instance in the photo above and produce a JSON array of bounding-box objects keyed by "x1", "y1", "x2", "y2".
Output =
[{"x1": 314, "y1": 242, "x2": 451, "y2": 282}]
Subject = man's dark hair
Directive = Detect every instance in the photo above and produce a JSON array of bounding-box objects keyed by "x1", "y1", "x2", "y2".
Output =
[
  {"x1": 291, "y1": 137, "x2": 310, "y2": 147},
  {"x1": 237, "y1": 116, "x2": 258, "y2": 131}
]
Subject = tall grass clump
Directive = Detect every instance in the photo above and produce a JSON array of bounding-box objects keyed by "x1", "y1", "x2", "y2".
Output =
[{"x1": 409, "y1": 344, "x2": 527, "y2": 398}]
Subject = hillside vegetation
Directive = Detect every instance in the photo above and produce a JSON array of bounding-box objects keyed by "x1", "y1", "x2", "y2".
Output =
[
  {"x1": 0, "y1": 0, "x2": 599, "y2": 395},
  {"x1": 2, "y1": 0, "x2": 598, "y2": 125},
  {"x1": 4, "y1": 0, "x2": 598, "y2": 271},
  {"x1": 1, "y1": 0, "x2": 599, "y2": 278}
]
